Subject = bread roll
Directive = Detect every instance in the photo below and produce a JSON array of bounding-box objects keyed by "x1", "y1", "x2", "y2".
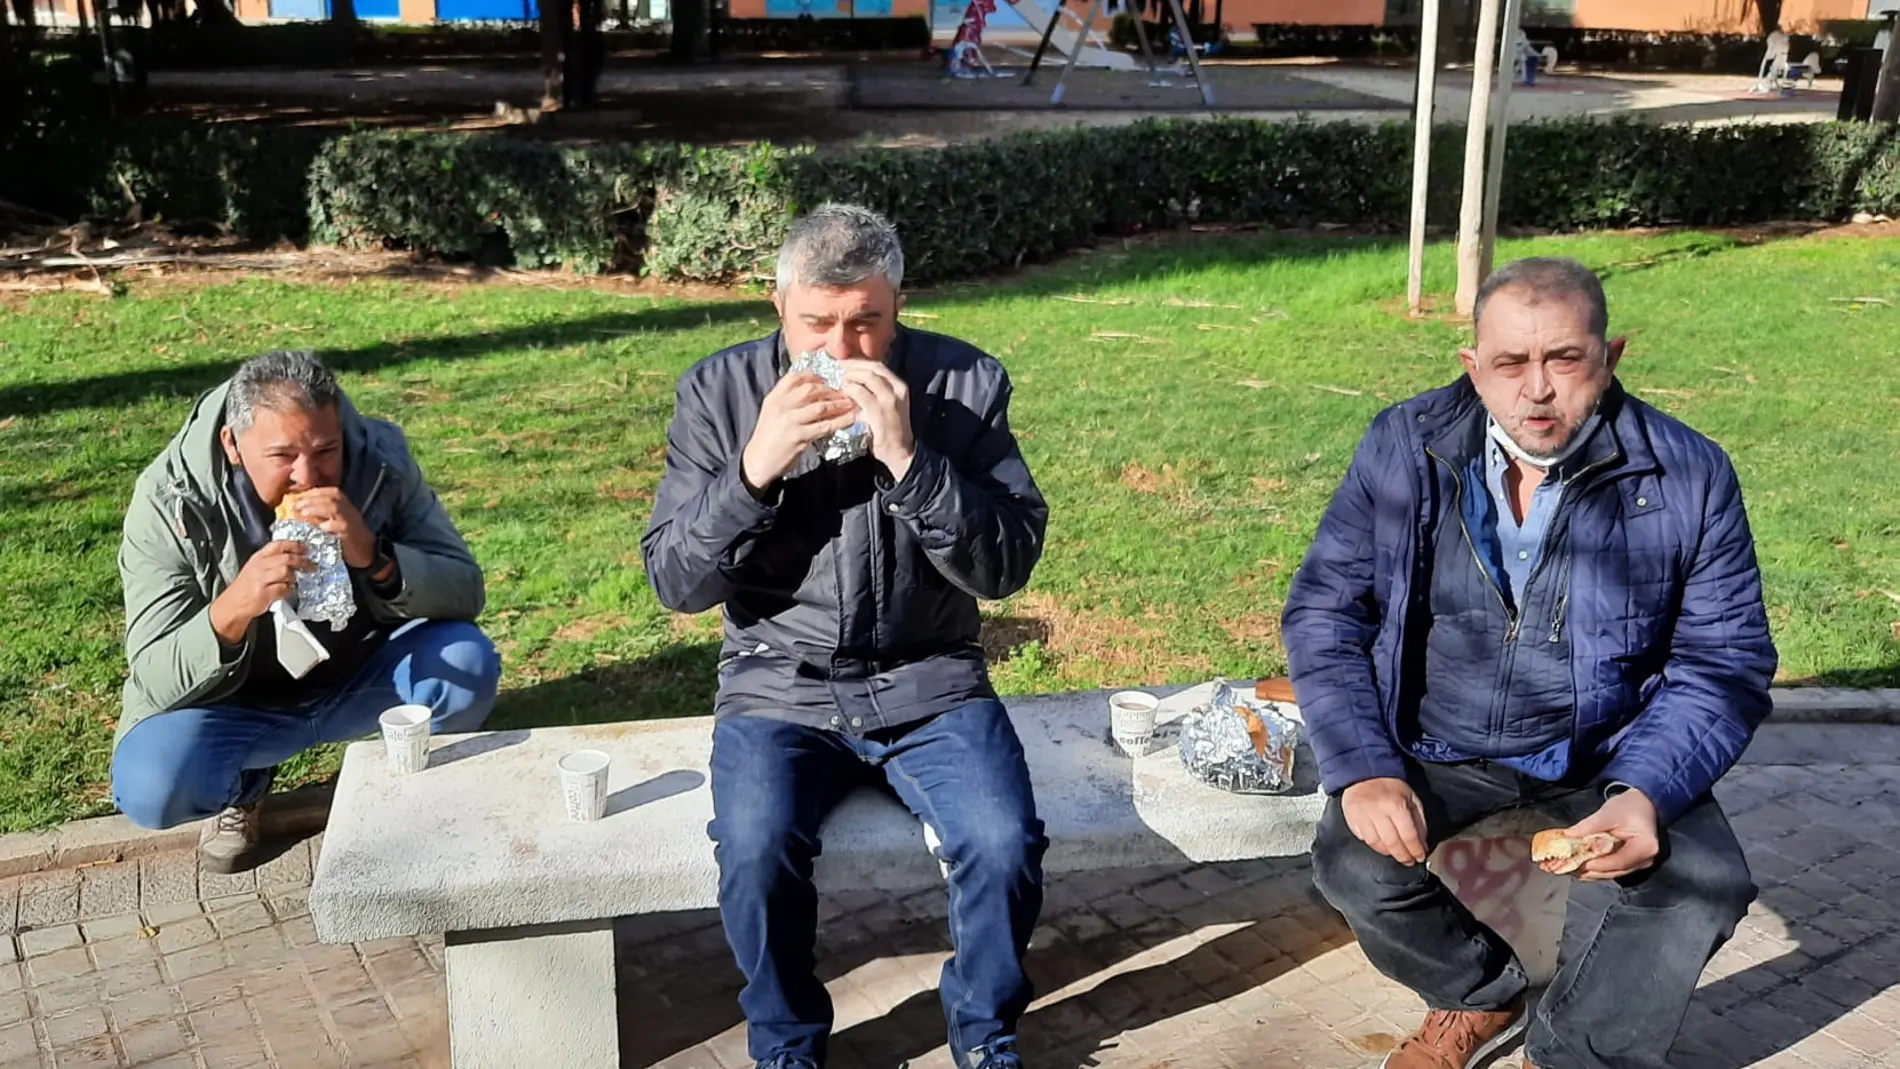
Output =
[{"x1": 1529, "y1": 829, "x2": 1619, "y2": 875}]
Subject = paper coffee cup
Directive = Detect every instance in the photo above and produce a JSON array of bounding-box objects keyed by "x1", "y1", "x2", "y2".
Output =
[
  {"x1": 558, "y1": 749, "x2": 611, "y2": 822},
  {"x1": 1108, "y1": 690, "x2": 1161, "y2": 757},
  {"x1": 378, "y1": 704, "x2": 432, "y2": 774}
]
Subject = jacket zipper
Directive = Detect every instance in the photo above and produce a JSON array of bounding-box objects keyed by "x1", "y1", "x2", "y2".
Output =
[
  {"x1": 1427, "y1": 449, "x2": 1516, "y2": 641},
  {"x1": 360, "y1": 466, "x2": 390, "y2": 515}
]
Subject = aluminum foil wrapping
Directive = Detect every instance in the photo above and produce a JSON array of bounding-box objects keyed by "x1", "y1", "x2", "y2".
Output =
[
  {"x1": 269, "y1": 518, "x2": 356, "y2": 631},
  {"x1": 787, "y1": 349, "x2": 872, "y2": 463},
  {"x1": 1177, "y1": 678, "x2": 1302, "y2": 794}
]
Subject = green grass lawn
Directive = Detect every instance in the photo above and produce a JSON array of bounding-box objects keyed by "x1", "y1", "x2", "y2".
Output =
[{"x1": 3, "y1": 229, "x2": 1898, "y2": 831}]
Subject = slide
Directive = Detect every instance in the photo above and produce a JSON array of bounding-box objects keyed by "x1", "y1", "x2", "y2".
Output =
[{"x1": 1005, "y1": 0, "x2": 1139, "y2": 70}]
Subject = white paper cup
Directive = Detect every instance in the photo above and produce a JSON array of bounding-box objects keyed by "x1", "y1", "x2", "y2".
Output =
[
  {"x1": 1108, "y1": 690, "x2": 1161, "y2": 757},
  {"x1": 378, "y1": 704, "x2": 432, "y2": 774},
  {"x1": 558, "y1": 749, "x2": 611, "y2": 822}
]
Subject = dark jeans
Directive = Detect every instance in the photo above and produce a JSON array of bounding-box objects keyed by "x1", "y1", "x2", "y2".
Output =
[
  {"x1": 1310, "y1": 758, "x2": 1756, "y2": 1069},
  {"x1": 708, "y1": 700, "x2": 1047, "y2": 1069},
  {"x1": 113, "y1": 621, "x2": 501, "y2": 829}
]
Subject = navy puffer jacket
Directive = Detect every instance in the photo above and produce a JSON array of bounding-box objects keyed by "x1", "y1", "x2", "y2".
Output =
[{"x1": 1282, "y1": 377, "x2": 1777, "y2": 825}]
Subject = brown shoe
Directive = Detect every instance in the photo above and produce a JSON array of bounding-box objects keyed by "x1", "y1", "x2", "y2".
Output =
[{"x1": 1381, "y1": 999, "x2": 1526, "y2": 1069}]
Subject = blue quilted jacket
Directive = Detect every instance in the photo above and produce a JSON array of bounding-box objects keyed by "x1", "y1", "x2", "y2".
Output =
[{"x1": 1282, "y1": 378, "x2": 1777, "y2": 825}]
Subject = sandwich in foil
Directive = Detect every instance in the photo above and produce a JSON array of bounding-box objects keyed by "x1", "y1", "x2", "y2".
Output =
[
  {"x1": 1177, "y1": 677, "x2": 1301, "y2": 794},
  {"x1": 787, "y1": 349, "x2": 872, "y2": 463}
]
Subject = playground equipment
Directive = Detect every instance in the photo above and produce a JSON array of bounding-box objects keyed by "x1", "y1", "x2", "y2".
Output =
[{"x1": 945, "y1": 0, "x2": 1216, "y2": 106}]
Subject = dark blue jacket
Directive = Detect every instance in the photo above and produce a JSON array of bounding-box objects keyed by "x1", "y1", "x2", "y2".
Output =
[
  {"x1": 642, "y1": 327, "x2": 1047, "y2": 732},
  {"x1": 1282, "y1": 378, "x2": 1777, "y2": 825}
]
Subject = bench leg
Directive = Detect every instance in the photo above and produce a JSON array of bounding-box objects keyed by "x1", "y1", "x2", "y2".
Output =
[
  {"x1": 1430, "y1": 833, "x2": 1571, "y2": 987},
  {"x1": 444, "y1": 919, "x2": 619, "y2": 1069}
]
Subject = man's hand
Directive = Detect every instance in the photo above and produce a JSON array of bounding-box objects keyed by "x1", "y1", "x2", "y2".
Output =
[
  {"x1": 840, "y1": 360, "x2": 916, "y2": 483},
  {"x1": 288, "y1": 488, "x2": 375, "y2": 569},
  {"x1": 740, "y1": 372, "x2": 861, "y2": 494},
  {"x1": 1553, "y1": 788, "x2": 1661, "y2": 881},
  {"x1": 1342, "y1": 777, "x2": 1430, "y2": 866},
  {"x1": 208, "y1": 541, "x2": 311, "y2": 646}
]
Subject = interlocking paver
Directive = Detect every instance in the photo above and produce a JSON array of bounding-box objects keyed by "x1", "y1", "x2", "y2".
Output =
[
  {"x1": 15, "y1": 873, "x2": 79, "y2": 931},
  {"x1": 16, "y1": 926, "x2": 82, "y2": 959},
  {"x1": 0, "y1": 1020, "x2": 39, "y2": 1065},
  {"x1": 75, "y1": 865, "x2": 139, "y2": 922},
  {"x1": 5, "y1": 763, "x2": 1900, "y2": 1067},
  {"x1": 137, "y1": 853, "x2": 200, "y2": 912}
]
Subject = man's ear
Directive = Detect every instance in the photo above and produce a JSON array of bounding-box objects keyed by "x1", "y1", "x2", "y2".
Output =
[
  {"x1": 895, "y1": 291, "x2": 906, "y2": 315},
  {"x1": 1459, "y1": 347, "x2": 1480, "y2": 377},
  {"x1": 219, "y1": 426, "x2": 242, "y2": 467},
  {"x1": 772, "y1": 291, "x2": 784, "y2": 321},
  {"x1": 1606, "y1": 336, "x2": 1627, "y2": 373}
]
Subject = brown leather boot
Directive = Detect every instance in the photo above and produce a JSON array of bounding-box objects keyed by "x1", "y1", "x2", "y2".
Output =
[{"x1": 1381, "y1": 998, "x2": 1526, "y2": 1069}]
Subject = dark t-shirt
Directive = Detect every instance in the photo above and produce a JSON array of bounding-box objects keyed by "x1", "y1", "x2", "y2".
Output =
[{"x1": 226, "y1": 468, "x2": 389, "y2": 711}]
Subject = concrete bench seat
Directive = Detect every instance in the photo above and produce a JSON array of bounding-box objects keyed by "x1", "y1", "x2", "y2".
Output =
[{"x1": 308, "y1": 681, "x2": 1569, "y2": 1068}]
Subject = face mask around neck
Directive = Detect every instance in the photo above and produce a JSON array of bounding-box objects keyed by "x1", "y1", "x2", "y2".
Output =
[{"x1": 1488, "y1": 412, "x2": 1601, "y2": 471}]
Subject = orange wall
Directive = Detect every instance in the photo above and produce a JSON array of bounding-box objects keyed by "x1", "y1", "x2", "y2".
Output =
[
  {"x1": 1574, "y1": 0, "x2": 1865, "y2": 32},
  {"x1": 1232, "y1": 0, "x2": 1384, "y2": 25}
]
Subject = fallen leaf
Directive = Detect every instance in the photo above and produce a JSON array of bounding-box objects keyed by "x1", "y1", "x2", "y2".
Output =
[
  {"x1": 1236, "y1": 379, "x2": 1274, "y2": 390},
  {"x1": 138, "y1": 925, "x2": 159, "y2": 939},
  {"x1": 1055, "y1": 294, "x2": 1134, "y2": 305},
  {"x1": 1196, "y1": 323, "x2": 1246, "y2": 332},
  {"x1": 1310, "y1": 384, "x2": 1364, "y2": 397},
  {"x1": 899, "y1": 310, "x2": 939, "y2": 320}
]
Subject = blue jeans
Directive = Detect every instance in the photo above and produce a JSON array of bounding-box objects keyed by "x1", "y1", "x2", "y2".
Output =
[
  {"x1": 708, "y1": 699, "x2": 1047, "y2": 1069},
  {"x1": 112, "y1": 620, "x2": 502, "y2": 829}
]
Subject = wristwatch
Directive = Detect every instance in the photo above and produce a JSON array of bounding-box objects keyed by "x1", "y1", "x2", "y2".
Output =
[{"x1": 361, "y1": 536, "x2": 401, "y2": 592}]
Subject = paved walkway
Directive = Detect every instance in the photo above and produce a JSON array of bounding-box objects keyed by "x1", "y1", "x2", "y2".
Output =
[{"x1": 4, "y1": 740, "x2": 1899, "y2": 1068}]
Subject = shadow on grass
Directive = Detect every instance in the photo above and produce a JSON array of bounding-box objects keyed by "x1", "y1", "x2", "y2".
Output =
[
  {"x1": 0, "y1": 302, "x2": 764, "y2": 420},
  {"x1": 488, "y1": 641, "x2": 723, "y2": 729}
]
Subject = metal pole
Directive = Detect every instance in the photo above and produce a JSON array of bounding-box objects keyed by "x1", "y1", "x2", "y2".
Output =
[
  {"x1": 1048, "y1": 0, "x2": 1104, "y2": 106},
  {"x1": 1875, "y1": 11, "x2": 1900, "y2": 122},
  {"x1": 1406, "y1": 0, "x2": 1441, "y2": 317},
  {"x1": 1453, "y1": 0, "x2": 1502, "y2": 316},
  {"x1": 1163, "y1": 0, "x2": 1212, "y2": 107},
  {"x1": 1477, "y1": 0, "x2": 1522, "y2": 283}
]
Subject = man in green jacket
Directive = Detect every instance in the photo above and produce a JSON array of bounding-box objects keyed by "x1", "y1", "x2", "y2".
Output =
[{"x1": 112, "y1": 350, "x2": 500, "y2": 872}]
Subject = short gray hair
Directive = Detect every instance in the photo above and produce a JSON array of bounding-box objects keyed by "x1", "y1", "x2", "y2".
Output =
[
  {"x1": 226, "y1": 350, "x2": 340, "y2": 432},
  {"x1": 775, "y1": 203, "x2": 904, "y2": 294},
  {"x1": 1473, "y1": 257, "x2": 1609, "y2": 340}
]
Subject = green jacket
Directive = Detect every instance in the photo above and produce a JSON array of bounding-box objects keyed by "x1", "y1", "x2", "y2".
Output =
[{"x1": 116, "y1": 380, "x2": 486, "y2": 748}]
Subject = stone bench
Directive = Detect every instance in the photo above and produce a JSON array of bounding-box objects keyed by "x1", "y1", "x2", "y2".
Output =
[{"x1": 308, "y1": 681, "x2": 1569, "y2": 1068}]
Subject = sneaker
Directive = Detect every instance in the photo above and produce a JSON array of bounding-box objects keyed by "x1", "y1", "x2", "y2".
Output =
[
  {"x1": 754, "y1": 1056, "x2": 817, "y2": 1069},
  {"x1": 198, "y1": 800, "x2": 262, "y2": 874},
  {"x1": 1381, "y1": 999, "x2": 1526, "y2": 1069},
  {"x1": 967, "y1": 1039, "x2": 1022, "y2": 1069}
]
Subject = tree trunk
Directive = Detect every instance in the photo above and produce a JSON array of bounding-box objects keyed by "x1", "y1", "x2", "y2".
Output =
[
  {"x1": 539, "y1": 0, "x2": 568, "y2": 109},
  {"x1": 1751, "y1": 0, "x2": 1782, "y2": 35},
  {"x1": 1874, "y1": 26, "x2": 1900, "y2": 123},
  {"x1": 192, "y1": 0, "x2": 246, "y2": 30},
  {"x1": 669, "y1": 0, "x2": 706, "y2": 63},
  {"x1": 331, "y1": 0, "x2": 357, "y2": 26}
]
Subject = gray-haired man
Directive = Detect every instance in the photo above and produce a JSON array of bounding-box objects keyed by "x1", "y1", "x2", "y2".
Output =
[
  {"x1": 112, "y1": 351, "x2": 500, "y2": 872},
  {"x1": 643, "y1": 204, "x2": 1050, "y2": 1069}
]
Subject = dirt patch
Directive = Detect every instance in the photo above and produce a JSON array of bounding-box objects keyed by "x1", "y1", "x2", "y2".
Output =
[
  {"x1": 984, "y1": 591, "x2": 1215, "y2": 680},
  {"x1": 670, "y1": 612, "x2": 723, "y2": 640},
  {"x1": 553, "y1": 616, "x2": 618, "y2": 642}
]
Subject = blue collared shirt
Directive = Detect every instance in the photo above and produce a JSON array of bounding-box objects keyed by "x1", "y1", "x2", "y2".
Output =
[{"x1": 1482, "y1": 433, "x2": 1569, "y2": 609}]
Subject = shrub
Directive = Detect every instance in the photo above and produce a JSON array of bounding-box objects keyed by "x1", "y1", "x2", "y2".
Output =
[{"x1": 8, "y1": 116, "x2": 1898, "y2": 283}]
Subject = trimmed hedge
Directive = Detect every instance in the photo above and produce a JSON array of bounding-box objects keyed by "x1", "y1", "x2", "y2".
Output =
[{"x1": 6, "y1": 116, "x2": 1898, "y2": 284}]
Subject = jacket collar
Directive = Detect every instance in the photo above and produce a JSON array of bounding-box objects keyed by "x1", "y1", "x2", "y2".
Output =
[{"x1": 1418, "y1": 376, "x2": 1657, "y2": 480}]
